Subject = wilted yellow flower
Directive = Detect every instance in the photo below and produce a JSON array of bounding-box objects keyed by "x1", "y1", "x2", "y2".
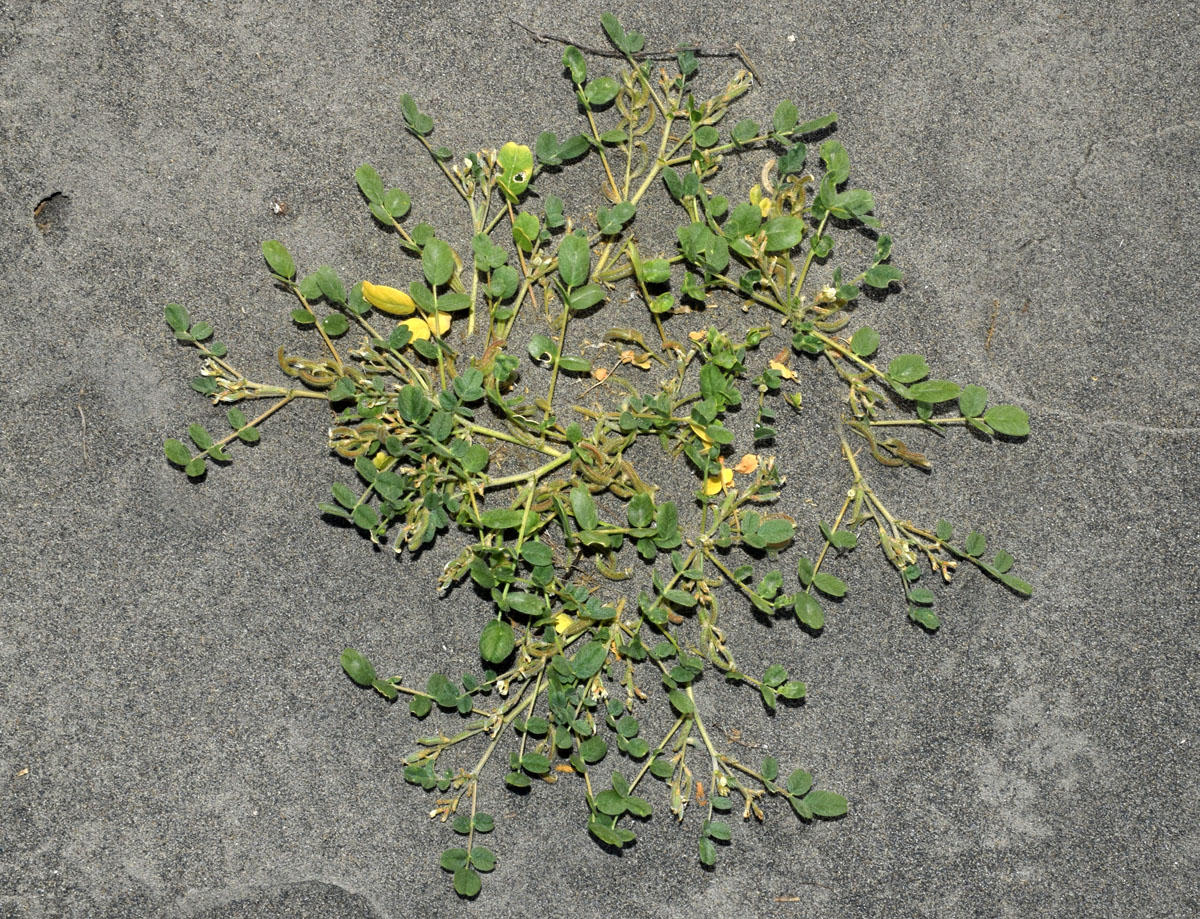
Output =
[
  {"x1": 362, "y1": 281, "x2": 416, "y2": 316},
  {"x1": 769, "y1": 359, "x2": 798, "y2": 381},
  {"x1": 732, "y1": 454, "x2": 759, "y2": 475},
  {"x1": 703, "y1": 460, "x2": 734, "y2": 495}
]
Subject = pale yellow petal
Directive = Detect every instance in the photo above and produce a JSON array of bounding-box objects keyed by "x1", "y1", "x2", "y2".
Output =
[{"x1": 553, "y1": 613, "x2": 573, "y2": 634}]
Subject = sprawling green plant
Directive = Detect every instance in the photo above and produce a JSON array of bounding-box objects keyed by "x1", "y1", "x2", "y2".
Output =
[{"x1": 164, "y1": 15, "x2": 1031, "y2": 897}]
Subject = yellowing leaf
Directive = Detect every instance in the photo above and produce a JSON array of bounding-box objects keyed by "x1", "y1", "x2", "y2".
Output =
[
  {"x1": 362, "y1": 281, "x2": 416, "y2": 316},
  {"x1": 496, "y1": 142, "x2": 534, "y2": 202}
]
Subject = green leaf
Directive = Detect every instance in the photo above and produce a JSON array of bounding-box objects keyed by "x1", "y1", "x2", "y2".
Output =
[
  {"x1": 906, "y1": 379, "x2": 961, "y2": 403},
  {"x1": 694, "y1": 125, "x2": 719, "y2": 148},
  {"x1": 796, "y1": 112, "x2": 838, "y2": 134},
  {"x1": 965, "y1": 530, "x2": 986, "y2": 557},
  {"x1": 164, "y1": 439, "x2": 191, "y2": 466},
  {"x1": 626, "y1": 492, "x2": 655, "y2": 529},
  {"x1": 570, "y1": 485, "x2": 600, "y2": 531},
  {"x1": 829, "y1": 188, "x2": 875, "y2": 219},
  {"x1": 164, "y1": 303, "x2": 189, "y2": 333},
  {"x1": 669, "y1": 689, "x2": 694, "y2": 714},
  {"x1": 479, "y1": 620, "x2": 515, "y2": 663},
  {"x1": 572, "y1": 640, "x2": 608, "y2": 679},
  {"x1": 352, "y1": 504, "x2": 379, "y2": 530},
  {"x1": 512, "y1": 212, "x2": 539, "y2": 254},
  {"x1": 773, "y1": 100, "x2": 798, "y2": 134},
  {"x1": 261, "y1": 240, "x2": 295, "y2": 279},
  {"x1": 314, "y1": 265, "x2": 345, "y2": 305},
  {"x1": 731, "y1": 119, "x2": 759, "y2": 145},
  {"x1": 340, "y1": 648, "x2": 376, "y2": 687},
  {"x1": 321, "y1": 313, "x2": 349, "y2": 337},
  {"x1": 997, "y1": 572, "x2": 1033, "y2": 596},
  {"x1": 372, "y1": 679, "x2": 397, "y2": 700},
  {"x1": 589, "y1": 818, "x2": 623, "y2": 847},
  {"x1": 383, "y1": 188, "x2": 410, "y2": 219},
  {"x1": 804, "y1": 789, "x2": 848, "y2": 817},
  {"x1": 661, "y1": 166, "x2": 683, "y2": 201},
  {"x1": 521, "y1": 752, "x2": 550, "y2": 775},
  {"x1": 479, "y1": 508, "x2": 526, "y2": 531},
  {"x1": 820, "y1": 139, "x2": 850, "y2": 184},
  {"x1": 567, "y1": 285, "x2": 606, "y2": 312},
  {"x1": 762, "y1": 664, "x2": 788, "y2": 688},
  {"x1": 506, "y1": 592, "x2": 547, "y2": 617},
  {"x1": 557, "y1": 234, "x2": 590, "y2": 288},
  {"x1": 640, "y1": 258, "x2": 671, "y2": 284},
  {"x1": 664, "y1": 589, "x2": 697, "y2": 608},
  {"x1": 520, "y1": 541, "x2": 554, "y2": 568},
  {"x1": 796, "y1": 556, "x2": 814, "y2": 587},
  {"x1": 888, "y1": 354, "x2": 930, "y2": 384},
  {"x1": 935, "y1": 520, "x2": 953, "y2": 541},
  {"x1": 850, "y1": 326, "x2": 879, "y2": 357},
  {"x1": 756, "y1": 518, "x2": 794, "y2": 546},
  {"x1": 959, "y1": 384, "x2": 988, "y2": 418},
  {"x1": 762, "y1": 216, "x2": 805, "y2": 252},
  {"x1": 778, "y1": 680, "x2": 806, "y2": 699},
  {"x1": 984, "y1": 404, "x2": 1030, "y2": 436},
  {"x1": 909, "y1": 605, "x2": 940, "y2": 630},
  {"x1": 422, "y1": 239, "x2": 456, "y2": 287},
  {"x1": 992, "y1": 550, "x2": 1015, "y2": 574},
  {"x1": 698, "y1": 836, "x2": 717, "y2": 867},
  {"x1": 396, "y1": 385, "x2": 433, "y2": 424},
  {"x1": 812, "y1": 572, "x2": 847, "y2": 598},
  {"x1": 453, "y1": 866, "x2": 481, "y2": 897},
  {"x1": 908, "y1": 588, "x2": 936, "y2": 605},
  {"x1": 863, "y1": 264, "x2": 903, "y2": 289},
  {"x1": 786, "y1": 769, "x2": 813, "y2": 797},
  {"x1": 794, "y1": 592, "x2": 824, "y2": 629},
  {"x1": 563, "y1": 45, "x2": 586, "y2": 83},
  {"x1": 584, "y1": 76, "x2": 619, "y2": 106},
  {"x1": 355, "y1": 164, "x2": 383, "y2": 203},
  {"x1": 705, "y1": 819, "x2": 732, "y2": 841},
  {"x1": 187, "y1": 423, "x2": 214, "y2": 451}
]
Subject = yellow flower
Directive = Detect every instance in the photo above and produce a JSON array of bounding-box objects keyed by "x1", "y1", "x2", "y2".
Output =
[
  {"x1": 703, "y1": 460, "x2": 734, "y2": 495},
  {"x1": 362, "y1": 281, "x2": 416, "y2": 316},
  {"x1": 749, "y1": 183, "x2": 772, "y2": 219},
  {"x1": 553, "y1": 612, "x2": 573, "y2": 634},
  {"x1": 400, "y1": 313, "x2": 451, "y2": 341}
]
